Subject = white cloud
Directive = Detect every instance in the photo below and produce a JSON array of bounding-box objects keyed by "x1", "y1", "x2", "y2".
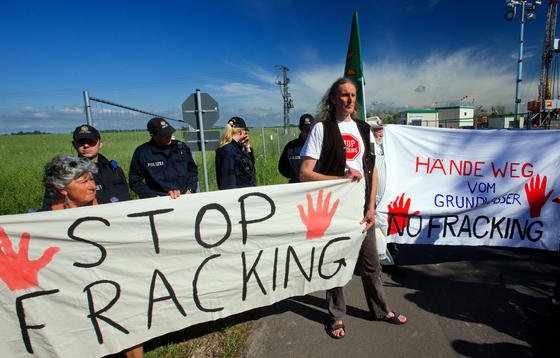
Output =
[
  {"x1": 208, "y1": 47, "x2": 531, "y2": 127},
  {"x1": 20, "y1": 106, "x2": 51, "y2": 118},
  {"x1": 214, "y1": 82, "x2": 269, "y2": 97},
  {"x1": 58, "y1": 106, "x2": 83, "y2": 114},
  {"x1": 365, "y1": 48, "x2": 534, "y2": 109},
  {"x1": 287, "y1": 48, "x2": 534, "y2": 112}
]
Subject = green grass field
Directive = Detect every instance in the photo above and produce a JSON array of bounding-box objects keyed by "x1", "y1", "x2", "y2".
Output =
[{"x1": 0, "y1": 128, "x2": 298, "y2": 215}]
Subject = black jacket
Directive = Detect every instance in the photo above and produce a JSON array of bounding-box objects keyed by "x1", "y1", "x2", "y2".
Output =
[
  {"x1": 41, "y1": 153, "x2": 130, "y2": 210},
  {"x1": 129, "y1": 139, "x2": 198, "y2": 198},
  {"x1": 215, "y1": 140, "x2": 256, "y2": 190},
  {"x1": 278, "y1": 135, "x2": 306, "y2": 183}
]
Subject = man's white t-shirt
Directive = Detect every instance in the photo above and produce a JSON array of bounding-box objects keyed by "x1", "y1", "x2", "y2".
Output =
[{"x1": 301, "y1": 119, "x2": 371, "y2": 177}]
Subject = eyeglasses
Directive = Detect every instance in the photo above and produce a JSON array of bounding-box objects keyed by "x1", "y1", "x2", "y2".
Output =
[{"x1": 75, "y1": 139, "x2": 99, "y2": 147}]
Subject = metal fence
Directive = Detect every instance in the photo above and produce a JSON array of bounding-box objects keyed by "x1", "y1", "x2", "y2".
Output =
[{"x1": 85, "y1": 90, "x2": 300, "y2": 157}]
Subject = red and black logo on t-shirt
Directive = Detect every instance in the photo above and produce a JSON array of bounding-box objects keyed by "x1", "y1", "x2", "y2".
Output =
[{"x1": 342, "y1": 134, "x2": 361, "y2": 161}]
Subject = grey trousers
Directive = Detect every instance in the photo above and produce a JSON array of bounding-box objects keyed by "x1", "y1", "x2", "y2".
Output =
[{"x1": 327, "y1": 228, "x2": 390, "y2": 321}]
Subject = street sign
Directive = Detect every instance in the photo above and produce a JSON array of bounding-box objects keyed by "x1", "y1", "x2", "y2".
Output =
[
  {"x1": 182, "y1": 90, "x2": 219, "y2": 193},
  {"x1": 182, "y1": 92, "x2": 219, "y2": 129},
  {"x1": 184, "y1": 131, "x2": 221, "y2": 152}
]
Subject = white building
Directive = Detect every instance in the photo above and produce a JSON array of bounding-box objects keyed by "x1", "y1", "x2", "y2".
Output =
[
  {"x1": 436, "y1": 105, "x2": 475, "y2": 128},
  {"x1": 399, "y1": 110, "x2": 438, "y2": 127},
  {"x1": 487, "y1": 115, "x2": 525, "y2": 129}
]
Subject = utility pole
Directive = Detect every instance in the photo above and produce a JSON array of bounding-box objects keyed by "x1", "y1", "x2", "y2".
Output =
[
  {"x1": 504, "y1": 0, "x2": 542, "y2": 128},
  {"x1": 276, "y1": 65, "x2": 293, "y2": 134}
]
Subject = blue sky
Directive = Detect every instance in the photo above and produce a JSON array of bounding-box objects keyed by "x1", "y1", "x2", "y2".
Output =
[{"x1": 0, "y1": 0, "x2": 551, "y2": 134}]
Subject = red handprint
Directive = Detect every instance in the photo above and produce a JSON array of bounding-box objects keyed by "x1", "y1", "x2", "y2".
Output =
[
  {"x1": 0, "y1": 227, "x2": 60, "y2": 291},
  {"x1": 387, "y1": 193, "x2": 420, "y2": 235},
  {"x1": 524, "y1": 174, "x2": 553, "y2": 218},
  {"x1": 297, "y1": 189, "x2": 340, "y2": 239}
]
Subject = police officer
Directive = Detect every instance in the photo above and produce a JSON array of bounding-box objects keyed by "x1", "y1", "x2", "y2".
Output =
[
  {"x1": 129, "y1": 117, "x2": 198, "y2": 199},
  {"x1": 41, "y1": 124, "x2": 130, "y2": 210},
  {"x1": 215, "y1": 116, "x2": 256, "y2": 189},
  {"x1": 278, "y1": 113, "x2": 314, "y2": 183}
]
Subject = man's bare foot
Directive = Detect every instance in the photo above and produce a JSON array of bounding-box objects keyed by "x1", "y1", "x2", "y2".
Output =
[
  {"x1": 383, "y1": 312, "x2": 407, "y2": 325},
  {"x1": 328, "y1": 320, "x2": 346, "y2": 338}
]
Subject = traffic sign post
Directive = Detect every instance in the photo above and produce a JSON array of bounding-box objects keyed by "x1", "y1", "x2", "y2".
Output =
[
  {"x1": 182, "y1": 92, "x2": 219, "y2": 129},
  {"x1": 185, "y1": 131, "x2": 220, "y2": 151},
  {"x1": 182, "y1": 90, "x2": 219, "y2": 192}
]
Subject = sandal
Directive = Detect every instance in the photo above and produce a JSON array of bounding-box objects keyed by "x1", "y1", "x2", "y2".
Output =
[
  {"x1": 327, "y1": 320, "x2": 346, "y2": 339},
  {"x1": 381, "y1": 312, "x2": 407, "y2": 325}
]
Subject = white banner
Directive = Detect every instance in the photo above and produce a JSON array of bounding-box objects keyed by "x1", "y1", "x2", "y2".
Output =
[
  {"x1": 0, "y1": 180, "x2": 365, "y2": 357},
  {"x1": 378, "y1": 125, "x2": 560, "y2": 251}
]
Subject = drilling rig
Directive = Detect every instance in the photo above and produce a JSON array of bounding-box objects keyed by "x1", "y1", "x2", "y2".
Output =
[{"x1": 527, "y1": 0, "x2": 560, "y2": 128}]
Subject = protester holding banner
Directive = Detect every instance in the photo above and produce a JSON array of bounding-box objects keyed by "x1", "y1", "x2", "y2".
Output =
[
  {"x1": 41, "y1": 124, "x2": 131, "y2": 210},
  {"x1": 43, "y1": 155, "x2": 98, "y2": 209},
  {"x1": 300, "y1": 77, "x2": 407, "y2": 339},
  {"x1": 215, "y1": 116, "x2": 256, "y2": 189},
  {"x1": 129, "y1": 117, "x2": 198, "y2": 199},
  {"x1": 369, "y1": 118, "x2": 398, "y2": 264},
  {"x1": 42, "y1": 154, "x2": 144, "y2": 356},
  {"x1": 278, "y1": 113, "x2": 314, "y2": 183},
  {"x1": 370, "y1": 118, "x2": 385, "y2": 205}
]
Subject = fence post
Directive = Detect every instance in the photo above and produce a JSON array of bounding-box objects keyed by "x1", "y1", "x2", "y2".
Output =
[
  {"x1": 276, "y1": 127, "x2": 280, "y2": 154},
  {"x1": 83, "y1": 90, "x2": 93, "y2": 126},
  {"x1": 261, "y1": 127, "x2": 266, "y2": 156},
  {"x1": 195, "y1": 90, "x2": 210, "y2": 192}
]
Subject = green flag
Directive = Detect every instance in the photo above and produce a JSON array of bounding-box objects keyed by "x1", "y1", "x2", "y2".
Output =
[{"x1": 344, "y1": 10, "x2": 366, "y2": 120}]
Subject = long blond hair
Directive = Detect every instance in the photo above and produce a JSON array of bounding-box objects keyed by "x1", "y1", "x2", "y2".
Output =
[{"x1": 218, "y1": 123, "x2": 243, "y2": 148}]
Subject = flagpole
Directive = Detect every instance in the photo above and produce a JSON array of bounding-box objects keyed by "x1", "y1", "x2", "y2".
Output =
[
  {"x1": 361, "y1": 77, "x2": 366, "y2": 120},
  {"x1": 344, "y1": 10, "x2": 366, "y2": 120}
]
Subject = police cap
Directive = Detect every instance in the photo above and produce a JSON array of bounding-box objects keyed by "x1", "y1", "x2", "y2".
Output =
[
  {"x1": 299, "y1": 113, "x2": 314, "y2": 131},
  {"x1": 147, "y1": 117, "x2": 175, "y2": 137},
  {"x1": 73, "y1": 125, "x2": 100, "y2": 142}
]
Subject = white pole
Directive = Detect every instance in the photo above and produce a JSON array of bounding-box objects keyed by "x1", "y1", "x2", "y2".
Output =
[
  {"x1": 83, "y1": 90, "x2": 93, "y2": 126},
  {"x1": 361, "y1": 78, "x2": 366, "y2": 120},
  {"x1": 514, "y1": 1, "x2": 526, "y2": 128},
  {"x1": 261, "y1": 127, "x2": 266, "y2": 156}
]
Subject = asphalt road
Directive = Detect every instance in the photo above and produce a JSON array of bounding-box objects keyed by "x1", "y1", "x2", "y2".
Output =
[{"x1": 242, "y1": 244, "x2": 559, "y2": 358}]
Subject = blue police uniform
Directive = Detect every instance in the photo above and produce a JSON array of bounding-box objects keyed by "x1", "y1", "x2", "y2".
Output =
[
  {"x1": 278, "y1": 113, "x2": 314, "y2": 183},
  {"x1": 129, "y1": 139, "x2": 198, "y2": 198},
  {"x1": 215, "y1": 140, "x2": 256, "y2": 190},
  {"x1": 278, "y1": 135, "x2": 306, "y2": 183}
]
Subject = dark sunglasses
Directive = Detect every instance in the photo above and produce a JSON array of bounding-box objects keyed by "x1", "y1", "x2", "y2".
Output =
[{"x1": 75, "y1": 138, "x2": 98, "y2": 147}]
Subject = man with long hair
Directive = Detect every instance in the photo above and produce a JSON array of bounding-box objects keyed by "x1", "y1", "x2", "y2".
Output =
[{"x1": 300, "y1": 78, "x2": 407, "y2": 339}]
